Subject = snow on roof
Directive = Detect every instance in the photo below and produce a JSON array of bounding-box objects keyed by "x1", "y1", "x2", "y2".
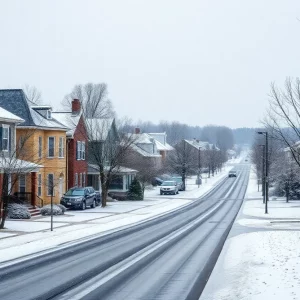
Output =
[
  {"x1": 85, "y1": 118, "x2": 114, "y2": 141},
  {"x1": 29, "y1": 108, "x2": 68, "y2": 130},
  {"x1": 130, "y1": 133, "x2": 153, "y2": 144},
  {"x1": 52, "y1": 111, "x2": 81, "y2": 137},
  {"x1": 130, "y1": 144, "x2": 162, "y2": 158},
  {"x1": 0, "y1": 107, "x2": 24, "y2": 123},
  {"x1": 88, "y1": 164, "x2": 137, "y2": 174},
  {"x1": 184, "y1": 139, "x2": 219, "y2": 151},
  {"x1": 0, "y1": 157, "x2": 42, "y2": 172}
]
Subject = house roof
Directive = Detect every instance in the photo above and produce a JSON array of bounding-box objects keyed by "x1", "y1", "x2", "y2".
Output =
[
  {"x1": 184, "y1": 139, "x2": 220, "y2": 151},
  {"x1": 148, "y1": 132, "x2": 173, "y2": 151},
  {"x1": 0, "y1": 157, "x2": 42, "y2": 173},
  {"x1": 85, "y1": 118, "x2": 114, "y2": 141},
  {"x1": 52, "y1": 111, "x2": 82, "y2": 137},
  {"x1": 0, "y1": 89, "x2": 67, "y2": 130},
  {"x1": 0, "y1": 107, "x2": 24, "y2": 123},
  {"x1": 88, "y1": 163, "x2": 137, "y2": 174},
  {"x1": 130, "y1": 144, "x2": 162, "y2": 158}
]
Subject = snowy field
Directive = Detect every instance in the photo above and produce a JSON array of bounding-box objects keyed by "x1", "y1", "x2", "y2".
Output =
[{"x1": 200, "y1": 166, "x2": 300, "y2": 300}]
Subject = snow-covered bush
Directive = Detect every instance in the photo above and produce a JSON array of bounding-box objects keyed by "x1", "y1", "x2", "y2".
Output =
[
  {"x1": 57, "y1": 204, "x2": 67, "y2": 213},
  {"x1": 7, "y1": 203, "x2": 31, "y2": 219},
  {"x1": 40, "y1": 204, "x2": 64, "y2": 216}
]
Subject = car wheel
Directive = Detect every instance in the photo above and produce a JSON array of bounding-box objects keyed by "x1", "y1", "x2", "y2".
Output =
[
  {"x1": 91, "y1": 200, "x2": 96, "y2": 208},
  {"x1": 177, "y1": 190, "x2": 179, "y2": 194},
  {"x1": 81, "y1": 201, "x2": 86, "y2": 210},
  {"x1": 160, "y1": 191, "x2": 163, "y2": 195},
  {"x1": 173, "y1": 191, "x2": 176, "y2": 195}
]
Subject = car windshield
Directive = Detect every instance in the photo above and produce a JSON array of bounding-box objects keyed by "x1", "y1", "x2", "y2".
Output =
[
  {"x1": 65, "y1": 189, "x2": 85, "y2": 196},
  {"x1": 172, "y1": 177, "x2": 182, "y2": 182},
  {"x1": 161, "y1": 181, "x2": 175, "y2": 186}
]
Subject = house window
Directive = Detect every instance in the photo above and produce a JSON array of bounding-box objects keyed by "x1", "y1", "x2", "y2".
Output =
[
  {"x1": 79, "y1": 173, "x2": 82, "y2": 187},
  {"x1": 38, "y1": 174, "x2": 42, "y2": 196},
  {"x1": 76, "y1": 141, "x2": 81, "y2": 160},
  {"x1": 76, "y1": 141, "x2": 86, "y2": 160},
  {"x1": 82, "y1": 142, "x2": 86, "y2": 160},
  {"x1": 19, "y1": 174, "x2": 26, "y2": 193},
  {"x1": 47, "y1": 174, "x2": 54, "y2": 196},
  {"x1": 75, "y1": 173, "x2": 78, "y2": 187},
  {"x1": 38, "y1": 136, "x2": 42, "y2": 158},
  {"x1": 48, "y1": 137, "x2": 55, "y2": 157},
  {"x1": 83, "y1": 173, "x2": 86, "y2": 187},
  {"x1": 59, "y1": 137, "x2": 65, "y2": 158},
  {"x1": 47, "y1": 110, "x2": 52, "y2": 119},
  {"x1": 2, "y1": 125, "x2": 9, "y2": 151}
]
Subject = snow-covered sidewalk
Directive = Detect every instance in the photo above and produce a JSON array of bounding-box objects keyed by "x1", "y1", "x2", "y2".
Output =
[
  {"x1": 200, "y1": 166, "x2": 300, "y2": 300},
  {"x1": 0, "y1": 165, "x2": 232, "y2": 265}
]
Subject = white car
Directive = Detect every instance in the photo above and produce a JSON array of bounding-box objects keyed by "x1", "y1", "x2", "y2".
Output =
[{"x1": 160, "y1": 181, "x2": 179, "y2": 195}]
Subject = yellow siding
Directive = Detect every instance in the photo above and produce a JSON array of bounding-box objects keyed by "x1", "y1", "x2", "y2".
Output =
[{"x1": 16, "y1": 128, "x2": 67, "y2": 205}]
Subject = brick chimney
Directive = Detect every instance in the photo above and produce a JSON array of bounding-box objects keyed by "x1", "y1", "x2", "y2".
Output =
[
  {"x1": 72, "y1": 99, "x2": 81, "y2": 115},
  {"x1": 135, "y1": 127, "x2": 140, "y2": 134}
]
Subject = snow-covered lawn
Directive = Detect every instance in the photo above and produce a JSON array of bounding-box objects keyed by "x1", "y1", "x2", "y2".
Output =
[{"x1": 200, "y1": 166, "x2": 300, "y2": 300}]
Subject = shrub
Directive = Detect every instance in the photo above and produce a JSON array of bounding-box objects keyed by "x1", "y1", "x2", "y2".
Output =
[
  {"x1": 127, "y1": 177, "x2": 143, "y2": 200},
  {"x1": 57, "y1": 204, "x2": 67, "y2": 213},
  {"x1": 7, "y1": 203, "x2": 31, "y2": 219},
  {"x1": 40, "y1": 204, "x2": 64, "y2": 216}
]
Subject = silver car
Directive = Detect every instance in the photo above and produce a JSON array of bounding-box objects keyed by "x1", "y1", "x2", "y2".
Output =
[{"x1": 160, "y1": 181, "x2": 179, "y2": 195}]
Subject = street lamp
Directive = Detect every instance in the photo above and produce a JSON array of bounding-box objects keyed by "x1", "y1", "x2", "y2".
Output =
[
  {"x1": 259, "y1": 144, "x2": 265, "y2": 204},
  {"x1": 257, "y1": 131, "x2": 268, "y2": 214},
  {"x1": 197, "y1": 147, "x2": 202, "y2": 188}
]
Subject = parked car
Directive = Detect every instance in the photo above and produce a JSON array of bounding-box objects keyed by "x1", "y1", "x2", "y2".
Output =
[
  {"x1": 86, "y1": 187, "x2": 101, "y2": 206},
  {"x1": 152, "y1": 177, "x2": 164, "y2": 186},
  {"x1": 171, "y1": 176, "x2": 184, "y2": 191},
  {"x1": 60, "y1": 187, "x2": 97, "y2": 210},
  {"x1": 160, "y1": 181, "x2": 179, "y2": 195},
  {"x1": 228, "y1": 170, "x2": 237, "y2": 178}
]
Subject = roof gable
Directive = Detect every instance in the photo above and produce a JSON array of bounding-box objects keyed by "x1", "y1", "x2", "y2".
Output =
[{"x1": 0, "y1": 89, "x2": 67, "y2": 130}]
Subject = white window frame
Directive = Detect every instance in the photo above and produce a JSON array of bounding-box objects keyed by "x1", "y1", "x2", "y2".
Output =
[
  {"x1": 48, "y1": 137, "x2": 55, "y2": 158},
  {"x1": 83, "y1": 173, "x2": 86, "y2": 187},
  {"x1": 2, "y1": 124, "x2": 9, "y2": 151},
  {"x1": 38, "y1": 136, "x2": 42, "y2": 158},
  {"x1": 47, "y1": 173, "x2": 54, "y2": 196},
  {"x1": 77, "y1": 141, "x2": 81, "y2": 160},
  {"x1": 38, "y1": 173, "x2": 42, "y2": 196},
  {"x1": 79, "y1": 173, "x2": 82, "y2": 187},
  {"x1": 82, "y1": 141, "x2": 86, "y2": 160},
  {"x1": 75, "y1": 173, "x2": 78, "y2": 187},
  {"x1": 19, "y1": 174, "x2": 26, "y2": 193},
  {"x1": 59, "y1": 137, "x2": 65, "y2": 158}
]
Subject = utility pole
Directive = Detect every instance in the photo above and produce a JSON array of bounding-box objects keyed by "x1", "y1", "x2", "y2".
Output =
[
  {"x1": 259, "y1": 144, "x2": 265, "y2": 204},
  {"x1": 197, "y1": 147, "x2": 202, "y2": 188},
  {"x1": 257, "y1": 131, "x2": 268, "y2": 214}
]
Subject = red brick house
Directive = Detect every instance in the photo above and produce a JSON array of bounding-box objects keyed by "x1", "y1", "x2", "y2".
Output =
[{"x1": 52, "y1": 99, "x2": 88, "y2": 190}]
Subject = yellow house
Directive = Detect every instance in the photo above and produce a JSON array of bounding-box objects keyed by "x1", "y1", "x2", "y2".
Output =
[{"x1": 0, "y1": 89, "x2": 68, "y2": 206}]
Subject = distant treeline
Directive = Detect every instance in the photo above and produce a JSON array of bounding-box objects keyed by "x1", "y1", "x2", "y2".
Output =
[{"x1": 121, "y1": 120, "x2": 257, "y2": 149}]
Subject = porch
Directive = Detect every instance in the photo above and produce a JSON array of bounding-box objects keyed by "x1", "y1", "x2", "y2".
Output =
[{"x1": 87, "y1": 164, "x2": 137, "y2": 193}]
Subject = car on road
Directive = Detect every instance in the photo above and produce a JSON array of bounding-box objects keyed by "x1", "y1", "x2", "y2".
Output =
[
  {"x1": 60, "y1": 187, "x2": 97, "y2": 210},
  {"x1": 228, "y1": 170, "x2": 237, "y2": 178},
  {"x1": 160, "y1": 180, "x2": 179, "y2": 195},
  {"x1": 171, "y1": 176, "x2": 185, "y2": 191},
  {"x1": 152, "y1": 177, "x2": 164, "y2": 186}
]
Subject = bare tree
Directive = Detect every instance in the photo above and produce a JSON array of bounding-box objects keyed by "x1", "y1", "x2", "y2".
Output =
[
  {"x1": 123, "y1": 150, "x2": 161, "y2": 198},
  {"x1": 62, "y1": 83, "x2": 115, "y2": 118},
  {"x1": 0, "y1": 129, "x2": 42, "y2": 229},
  {"x1": 166, "y1": 140, "x2": 196, "y2": 190},
  {"x1": 23, "y1": 84, "x2": 43, "y2": 104},
  {"x1": 265, "y1": 78, "x2": 300, "y2": 167},
  {"x1": 87, "y1": 119, "x2": 136, "y2": 207}
]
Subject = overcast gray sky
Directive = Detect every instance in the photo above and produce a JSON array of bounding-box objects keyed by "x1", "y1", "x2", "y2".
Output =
[{"x1": 1, "y1": 0, "x2": 300, "y2": 128}]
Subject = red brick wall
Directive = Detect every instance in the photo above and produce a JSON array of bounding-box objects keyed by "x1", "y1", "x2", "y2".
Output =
[{"x1": 67, "y1": 116, "x2": 88, "y2": 189}]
